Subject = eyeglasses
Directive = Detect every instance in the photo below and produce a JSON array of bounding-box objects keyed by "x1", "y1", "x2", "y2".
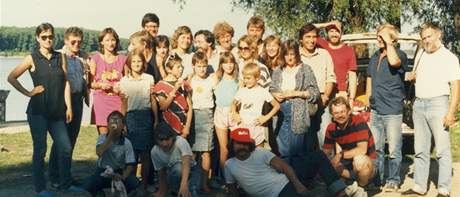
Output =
[
  {"x1": 70, "y1": 40, "x2": 82, "y2": 45},
  {"x1": 40, "y1": 35, "x2": 54, "y2": 41},
  {"x1": 238, "y1": 46, "x2": 250, "y2": 51}
]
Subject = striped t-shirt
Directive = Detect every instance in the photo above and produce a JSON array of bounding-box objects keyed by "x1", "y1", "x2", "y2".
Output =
[{"x1": 323, "y1": 115, "x2": 376, "y2": 159}]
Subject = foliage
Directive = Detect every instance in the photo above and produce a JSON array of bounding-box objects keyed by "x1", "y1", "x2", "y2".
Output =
[
  {"x1": 229, "y1": 0, "x2": 419, "y2": 39},
  {"x1": 0, "y1": 27, "x2": 129, "y2": 56}
]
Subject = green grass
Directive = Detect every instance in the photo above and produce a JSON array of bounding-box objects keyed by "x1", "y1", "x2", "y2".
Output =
[{"x1": 0, "y1": 126, "x2": 98, "y2": 183}]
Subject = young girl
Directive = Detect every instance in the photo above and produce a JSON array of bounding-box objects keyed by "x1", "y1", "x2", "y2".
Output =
[
  {"x1": 189, "y1": 52, "x2": 218, "y2": 193},
  {"x1": 213, "y1": 52, "x2": 239, "y2": 173},
  {"x1": 153, "y1": 54, "x2": 193, "y2": 139},
  {"x1": 119, "y1": 51, "x2": 158, "y2": 193},
  {"x1": 89, "y1": 27, "x2": 126, "y2": 135}
]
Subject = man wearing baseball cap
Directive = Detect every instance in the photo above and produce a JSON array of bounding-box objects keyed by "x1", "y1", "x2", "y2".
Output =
[
  {"x1": 224, "y1": 127, "x2": 349, "y2": 197},
  {"x1": 315, "y1": 20, "x2": 358, "y2": 104}
]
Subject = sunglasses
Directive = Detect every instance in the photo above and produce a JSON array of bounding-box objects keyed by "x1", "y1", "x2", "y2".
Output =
[
  {"x1": 70, "y1": 40, "x2": 82, "y2": 45},
  {"x1": 238, "y1": 46, "x2": 250, "y2": 51},
  {"x1": 40, "y1": 35, "x2": 54, "y2": 41}
]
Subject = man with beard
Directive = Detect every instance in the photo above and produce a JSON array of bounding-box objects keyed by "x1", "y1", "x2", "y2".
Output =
[
  {"x1": 315, "y1": 21, "x2": 357, "y2": 103},
  {"x1": 401, "y1": 23, "x2": 460, "y2": 197},
  {"x1": 323, "y1": 97, "x2": 376, "y2": 189},
  {"x1": 194, "y1": 29, "x2": 219, "y2": 72},
  {"x1": 224, "y1": 127, "x2": 349, "y2": 197}
]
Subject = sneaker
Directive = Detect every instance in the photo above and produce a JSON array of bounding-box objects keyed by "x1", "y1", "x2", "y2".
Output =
[
  {"x1": 62, "y1": 185, "x2": 85, "y2": 193},
  {"x1": 401, "y1": 189, "x2": 426, "y2": 196},
  {"x1": 344, "y1": 181, "x2": 368, "y2": 197},
  {"x1": 383, "y1": 182, "x2": 399, "y2": 192},
  {"x1": 49, "y1": 182, "x2": 60, "y2": 191},
  {"x1": 37, "y1": 190, "x2": 54, "y2": 197}
]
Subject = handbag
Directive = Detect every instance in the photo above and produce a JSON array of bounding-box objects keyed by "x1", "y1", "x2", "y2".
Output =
[{"x1": 403, "y1": 50, "x2": 424, "y2": 128}]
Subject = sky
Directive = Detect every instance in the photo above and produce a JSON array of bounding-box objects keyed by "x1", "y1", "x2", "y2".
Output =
[{"x1": 0, "y1": 0, "x2": 255, "y2": 39}]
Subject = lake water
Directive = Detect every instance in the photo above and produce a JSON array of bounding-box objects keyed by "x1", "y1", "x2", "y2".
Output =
[{"x1": 0, "y1": 57, "x2": 91, "y2": 123}]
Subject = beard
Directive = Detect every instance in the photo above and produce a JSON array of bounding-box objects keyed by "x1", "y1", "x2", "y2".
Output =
[{"x1": 235, "y1": 148, "x2": 251, "y2": 159}]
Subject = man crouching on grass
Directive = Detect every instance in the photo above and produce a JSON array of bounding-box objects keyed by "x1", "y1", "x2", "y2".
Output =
[{"x1": 82, "y1": 111, "x2": 139, "y2": 196}]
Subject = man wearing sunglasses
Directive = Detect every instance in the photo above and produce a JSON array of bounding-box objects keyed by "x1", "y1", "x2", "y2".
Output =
[{"x1": 50, "y1": 26, "x2": 90, "y2": 189}]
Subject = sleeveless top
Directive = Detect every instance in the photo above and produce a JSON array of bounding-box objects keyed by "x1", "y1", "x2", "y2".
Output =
[
  {"x1": 214, "y1": 77, "x2": 238, "y2": 107},
  {"x1": 28, "y1": 49, "x2": 66, "y2": 120},
  {"x1": 146, "y1": 54, "x2": 163, "y2": 83}
]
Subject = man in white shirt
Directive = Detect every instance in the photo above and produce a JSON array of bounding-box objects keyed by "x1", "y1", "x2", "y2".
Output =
[
  {"x1": 224, "y1": 127, "x2": 348, "y2": 197},
  {"x1": 402, "y1": 23, "x2": 460, "y2": 197}
]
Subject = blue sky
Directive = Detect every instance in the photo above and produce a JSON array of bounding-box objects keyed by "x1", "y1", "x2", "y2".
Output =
[{"x1": 0, "y1": 0, "x2": 254, "y2": 38}]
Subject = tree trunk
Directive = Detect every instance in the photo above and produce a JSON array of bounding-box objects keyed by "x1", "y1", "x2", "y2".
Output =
[{"x1": 454, "y1": 0, "x2": 460, "y2": 45}]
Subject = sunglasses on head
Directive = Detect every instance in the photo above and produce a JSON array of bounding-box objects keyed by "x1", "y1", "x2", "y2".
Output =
[{"x1": 40, "y1": 35, "x2": 54, "y2": 41}]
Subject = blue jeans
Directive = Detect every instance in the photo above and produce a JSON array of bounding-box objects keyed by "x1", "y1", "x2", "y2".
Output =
[
  {"x1": 49, "y1": 93, "x2": 84, "y2": 186},
  {"x1": 312, "y1": 105, "x2": 331, "y2": 150},
  {"x1": 413, "y1": 96, "x2": 452, "y2": 193},
  {"x1": 277, "y1": 101, "x2": 307, "y2": 164},
  {"x1": 167, "y1": 163, "x2": 200, "y2": 197},
  {"x1": 370, "y1": 111, "x2": 403, "y2": 185},
  {"x1": 27, "y1": 112, "x2": 72, "y2": 192}
]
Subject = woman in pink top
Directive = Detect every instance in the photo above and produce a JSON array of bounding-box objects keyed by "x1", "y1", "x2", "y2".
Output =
[{"x1": 89, "y1": 27, "x2": 127, "y2": 134}]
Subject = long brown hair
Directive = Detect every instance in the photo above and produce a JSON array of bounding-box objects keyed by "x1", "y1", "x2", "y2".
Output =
[
  {"x1": 216, "y1": 52, "x2": 238, "y2": 83},
  {"x1": 126, "y1": 51, "x2": 147, "y2": 77},
  {"x1": 260, "y1": 35, "x2": 283, "y2": 71},
  {"x1": 98, "y1": 27, "x2": 120, "y2": 55}
]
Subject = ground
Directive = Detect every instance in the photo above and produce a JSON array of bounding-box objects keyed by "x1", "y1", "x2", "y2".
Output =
[{"x1": 0, "y1": 124, "x2": 459, "y2": 197}]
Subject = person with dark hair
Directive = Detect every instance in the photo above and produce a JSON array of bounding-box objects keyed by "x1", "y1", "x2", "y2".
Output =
[
  {"x1": 401, "y1": 22, "x2": 460, "y2": 197},
  {"x1": 141, "y1": 13, "x2": 160, "y2": 38},
  {"x1": 314, "y1": 20, "x2": 358, "y2": 103},
  {"x1": 194, "y1": 29, "x2": 219, "y2": 72},
  {"x1": 48, "y1": 26, "x2": 90, "y2": 190},
  {"x1": 323, "y1": 97, "x2": 376, "y2": 191},
  {"x1": 89, "y1": 27, "x2": 126, "y2": 135},
  {"x1": 297, "y1": 23, "x2": 336, "y2": 150},
  {"x1": 224, "y1": 127, "x2": 348, "y2": 197},
  {"x1": 270, "y1": 39, "x2": 320, "y2": 164},
  {"x1": 150, "y1": 122, "x2": 200, "y2": 197},
  {"x1": 8, "y1": 23, "x2": 84, "y2": 197},
  {"x1": 151, "y1": 35, "x2": 170, "y2": 81},
  {"x1": 82, "y1": 111, "x2": 140, "y2": 196}
]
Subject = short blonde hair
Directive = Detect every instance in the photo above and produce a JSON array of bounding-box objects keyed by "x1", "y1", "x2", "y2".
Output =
[
  {"x1": 171, "y1": 26, "x2": 192, "y2": 49},
  {"x1": 213, "y1": 21, "x2": 234, "y2": 42},
  {"x1": 129, "y1": 30, "x2": 152, "y2": 49},
  {"x1": 238, "y1": 35, "x2": 259, "y2": 59},
  {"x1": 242, "y1": 62, "x2": 260, "y2": 78},
  {"x1": 246, "y1": 16, "x2": 265, "y2": 30},
  {"x1": 377, "y1": 23, "x2": 399, "y2": 42}
]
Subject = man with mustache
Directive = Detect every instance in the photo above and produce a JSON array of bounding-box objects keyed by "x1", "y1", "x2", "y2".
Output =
[
  {"x1": 314, "y1": 21, "x2": 358, "y2": 104},
  {"x1": 224, "y1": 127, "x2": 352, "y2": 197},
  {"x1": 323, "y1": 97, "x2": 376, "y2": 191},
  {"x1": 401, "y1": 22, "x2": 460, "y2": 197}
]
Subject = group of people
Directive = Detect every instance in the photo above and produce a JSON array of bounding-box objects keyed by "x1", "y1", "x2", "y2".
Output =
[{"x1": 7, "y1": 12, "x2": 460, "y2": 197}]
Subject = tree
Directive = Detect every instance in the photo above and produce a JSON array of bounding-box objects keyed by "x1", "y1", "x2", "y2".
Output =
[{"x1": 230, "y1": 0, "x2": 415, "y2": 39}]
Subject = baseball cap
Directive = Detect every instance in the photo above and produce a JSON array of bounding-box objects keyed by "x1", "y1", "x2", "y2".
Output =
[
  {"x1": 326, "y1": 24, "x2": 341, "y2": 33},
  {"x1": 230, "y1": 128, "x2": 255, "y2": 144}
]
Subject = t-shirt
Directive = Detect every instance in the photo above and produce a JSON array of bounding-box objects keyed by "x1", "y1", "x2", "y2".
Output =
[
  {"x1": 150, "y1": 136, "x2": 196, "y2": 170},
  {"x1": 415, "y1": 46, "x2": 460, "y2": 98},
  {"x1": 224, "y1": 148, "x2": 289, "y2": 197},
  {"x1": 191, "y1": 75, "x2": 216, "y2": 109},
  {"x1": 96, "y1": 134, "x2": 136, "y2": 170},
  {"x1": 300, "y1": 47, "x2": 336, "y2": 93},
  {"x1": 323, "y1": 115, "x2": 376, "y2": 160},
  {"x1": 214, "y1": 77, "x2": 239, "y2": 107},
  {"x1": 317, "y1": 37, "x2": 357, "y2": 91},
  {"x1": 120, "y1": 73, "x2": 155, "y2": 111},
  {"x1": 367, "y1": 48, "x2": 408, "y2": 115},
  {"x1": 234, "y1": 86, "x2": 273, "y2": 124}
]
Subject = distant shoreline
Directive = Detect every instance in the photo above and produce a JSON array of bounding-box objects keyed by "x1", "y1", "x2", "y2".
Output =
[{"x1": 0, "y1": 56, "x2": 25, "y2": 59}]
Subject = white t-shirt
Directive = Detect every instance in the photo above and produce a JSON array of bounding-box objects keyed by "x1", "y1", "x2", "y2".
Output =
[
  {"x1": 281, "y1": 65, "x2": 300, "y2": 91},
  {"x1": 150, "y1": 136, "x2": 196, "y2": 170},
  {"x1": 191, "y1": 75, "x2": 216, "y2": 109},
  {"x1": 415, "y1": 46, "x2": 460, "y2": 98},
  {"x1": 238, "y1": 60, "x2": 272, "y2": 89},
  {"x1": 224, "y1": 148, "x2": 289, "y2": 197},
  {"x1": 234, "y1": 86, "x2": 273, "y2": 124},
  {"x1": 120, "y1": 73, "x2": 154, "y2": 111}
]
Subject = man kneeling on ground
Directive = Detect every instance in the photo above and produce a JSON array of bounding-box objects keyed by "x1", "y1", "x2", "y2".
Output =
[
  {"x1": 323, "y1": 97, "x2": 376, "y2": 189},
  {"x1": 224, "y1": 127, "x2": 349, "y2": 197},
  {"x1": 150, "y1": 122, "x2": 200, "y2": 197},
  {"x1": 82, "y1": 111, "x2": 139, "y2": 196}
]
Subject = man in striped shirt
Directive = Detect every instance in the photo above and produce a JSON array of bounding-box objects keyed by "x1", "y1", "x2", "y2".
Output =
[{"x1": 323, "y1": 97, "x2": 376, "y2": 187}]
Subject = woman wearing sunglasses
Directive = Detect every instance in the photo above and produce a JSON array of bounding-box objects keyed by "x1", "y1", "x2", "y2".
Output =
[{"x1": 8, "y1": 23, "x2": 84, "y2": 197}]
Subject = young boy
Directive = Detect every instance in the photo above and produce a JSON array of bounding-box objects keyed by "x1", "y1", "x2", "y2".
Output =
[
  {"x1": 82, "y1": 111, "x2": 139, "y2": 196},
  {"x1": 151, "y1": 122, "x2": 200, "y2": 197},
  {"x1": 231, "y1": 63, "x2": 280, "y2": 147}
]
